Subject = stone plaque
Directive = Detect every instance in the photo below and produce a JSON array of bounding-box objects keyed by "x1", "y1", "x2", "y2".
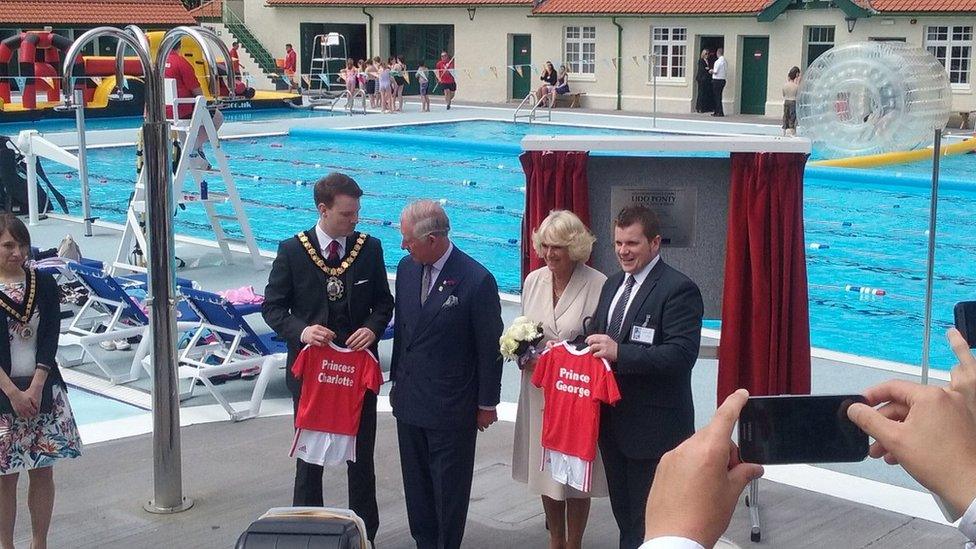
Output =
[{"x1": 609, "y1": 187, "x2": 698, "y2": 247}]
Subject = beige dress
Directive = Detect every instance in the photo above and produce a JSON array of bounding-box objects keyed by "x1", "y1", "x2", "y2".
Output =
[{"x1": 512, "y1": 263, "x2": 608, "y2": 499}]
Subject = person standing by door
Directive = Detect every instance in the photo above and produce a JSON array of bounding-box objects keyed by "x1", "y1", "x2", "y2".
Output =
[
  {"x1": 435, "y1": 51, "x2": 457, "y2": 110},
  {"x1": 710, "y1": 48, "x2": 727, "y2": 117},
  {"x1": 284, "y1": 43, "x2": 298, "y2": 92},
  {"x1": 695, "y1": 49, "x2": 714, "y2": 113}
]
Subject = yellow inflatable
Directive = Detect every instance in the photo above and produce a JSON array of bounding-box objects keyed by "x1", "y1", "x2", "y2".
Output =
[{"x1": 811, "y1": 137, "x2": 976, "y2": 168}]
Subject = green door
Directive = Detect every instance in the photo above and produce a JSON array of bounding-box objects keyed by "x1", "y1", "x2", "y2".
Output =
[
  {"x1": 740, "y1": 37, "x2": 769, "y2": 115},
  {"x1": 511, "y1": 35, "x2": 531, "y2": 100}
]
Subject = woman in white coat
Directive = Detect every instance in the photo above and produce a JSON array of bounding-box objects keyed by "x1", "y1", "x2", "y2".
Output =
[{"x1": 513, "y1": 210, "x2": 607, "y2": 549}]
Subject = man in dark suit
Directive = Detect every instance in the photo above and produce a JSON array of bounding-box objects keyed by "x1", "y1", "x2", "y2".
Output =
[
  {"x1": 262, "y1": 172, "x2": 394, "y2": 542},
  {"x1": 390, "y1": 199, "x2": 504, "y2": 549},
  {"x1": 586, "y1": 205, "x2": 704, "y2": 549}
]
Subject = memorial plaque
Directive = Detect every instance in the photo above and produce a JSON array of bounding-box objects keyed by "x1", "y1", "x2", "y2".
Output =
[{"x1": 609, "y1": 187, "x2": 698, "y2": 247}]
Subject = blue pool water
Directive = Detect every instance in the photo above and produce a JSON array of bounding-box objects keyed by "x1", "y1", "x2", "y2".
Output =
[
  {"x1": 0, "y1": 108, "x2": 335, "y2": 136},
  {"x1": 67, "y1": 387, "x2": 146, "y2": 426},
  {"x1": 39, "y1": 120, "x2": 976, "y2": 370}
]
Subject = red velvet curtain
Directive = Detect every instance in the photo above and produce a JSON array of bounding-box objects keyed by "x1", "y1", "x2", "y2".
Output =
[
  {"x1": 519, "y1": 151, "x2": 590, "y2": 279},
  {"x1": 717, "y1": 152, "x2": 811, "y2": 402}
]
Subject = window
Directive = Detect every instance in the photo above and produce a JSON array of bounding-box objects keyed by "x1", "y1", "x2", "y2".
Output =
[
  {"x1": 805, "y1": 26, "x2": 834, "y2": 67},
  {"x1": 925, "y1": 25, "x2": 972, "y2": 85},
  {"x1": 650, "y1": 27, "x2": 687, "y2": 80},
  {"x1": 564, "y1": 26, "x2": 596, "y2": 75}
]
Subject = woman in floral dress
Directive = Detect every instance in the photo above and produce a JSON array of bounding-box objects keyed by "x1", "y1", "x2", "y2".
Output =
[{"x1": 0, "y1": 214, "x2": 82, "y2": 549}]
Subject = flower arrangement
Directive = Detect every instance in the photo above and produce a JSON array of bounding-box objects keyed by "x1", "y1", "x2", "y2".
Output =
[{"x1": 500, "y1": 316, "x2": 544, "y2": 368}]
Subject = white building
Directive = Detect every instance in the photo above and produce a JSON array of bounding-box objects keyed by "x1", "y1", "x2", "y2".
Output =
[{"x1": 227, "y1": 0, "x2": 975, "y2": 116}]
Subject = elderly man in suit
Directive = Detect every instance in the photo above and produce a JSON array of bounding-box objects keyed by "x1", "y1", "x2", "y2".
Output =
[
  {"x1": 391, "y1": 199, "x2": 504, "y2": 549},
  {"x1": 585, "y1": 205, "x2": 704, "y2": 549},
  {"x1": 262, "y1": 172, "x2": 394, "y2": 542}
]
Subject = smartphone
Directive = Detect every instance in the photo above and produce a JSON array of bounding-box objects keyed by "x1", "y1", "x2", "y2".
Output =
[
  {"x1": 955, "y1": 301, "x2": 976, "y2": 348},
  {"x1": 738, "y1": 394, "x2": 868, "y2": 465}
]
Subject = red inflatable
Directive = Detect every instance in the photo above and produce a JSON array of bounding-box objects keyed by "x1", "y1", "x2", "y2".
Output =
[{"x1": 0, "y1": 31, "x2": 86, "y2": 109}]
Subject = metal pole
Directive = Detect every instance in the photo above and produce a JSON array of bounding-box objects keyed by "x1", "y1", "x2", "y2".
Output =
[
  {"x1": 62, "y1": 26, "x2": 195, "y2": 514},
  {"x1": 652, "y1": 54, "x2": 658, "y2": 129},
  {"x1": 24, "y1": 147, "x2": 39, "y2": 226},
  {"x1": 920, "y1": 127, "x2": 942, "y2": 385},
  {"x1": 73, "y1": 89, "x2": 93, "y2": 236}
]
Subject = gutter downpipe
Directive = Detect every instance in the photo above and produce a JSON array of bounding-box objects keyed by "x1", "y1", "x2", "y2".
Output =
[
  {"x1": 612, "y1": 16, "x2": 622, "y2": 111},
  {"x1": 362, "y1": 8, "x2": 374, "y2": 58}
]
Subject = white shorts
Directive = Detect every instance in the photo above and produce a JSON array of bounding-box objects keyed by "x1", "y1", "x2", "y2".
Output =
[
  {"x1": 290, "y1": 428, "x2": 356, "y2": 466},
  {"x1": 542, "y1": 449, "x2": 592, "y2": 493}
]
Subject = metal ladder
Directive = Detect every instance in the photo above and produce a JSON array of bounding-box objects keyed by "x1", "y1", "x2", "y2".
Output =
[
  {"x1": 308, "y1": 33, "x2": 347, "y2": 94},
  {"x1": 111, "y1": 96, "x2": 264, "y2": 275},
  {"x1": 327, "y1": 89, "x2": 367, "y2": 114},
  {"x1": 513, "y1": 92, "x2": 552, "y2": 123}
]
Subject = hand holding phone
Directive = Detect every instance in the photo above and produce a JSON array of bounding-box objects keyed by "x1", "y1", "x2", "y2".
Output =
[
  {"x1": 954, "y1": 301, "x2": 976, "y2": 349},
  {"x1": 738, "y1": 394, "x2": 868, "y2": 465}
]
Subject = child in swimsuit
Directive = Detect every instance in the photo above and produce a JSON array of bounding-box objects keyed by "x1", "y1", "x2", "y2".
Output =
[
  {"x1": 417, "y1": 62, "x2": 430, "y2": 112},
  {"x1": 378, "y1": 63, "x2": 393, "y2": 113}
]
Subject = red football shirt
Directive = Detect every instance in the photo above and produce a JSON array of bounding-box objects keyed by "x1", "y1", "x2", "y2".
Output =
[
  {"x1": 292, "y1": 343, "x2": 383, "y2": 435},
  {"x1": 164, "y1": 50, "x2": 200, "y2": 119},
  {"x1": 285, "y1": 49, "x2": 297, "y2": 72},
  {"x1": 532, "y1": 342, "x2": 621, "y2": 462}
]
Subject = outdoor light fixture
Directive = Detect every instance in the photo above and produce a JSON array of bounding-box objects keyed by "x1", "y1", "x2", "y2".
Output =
[
  {"x1": 467, "y1": 6, "x2": 477, "y2": 20},
  {"x1": 846, "y1": 16, "x2": 857, "y2": 33}
]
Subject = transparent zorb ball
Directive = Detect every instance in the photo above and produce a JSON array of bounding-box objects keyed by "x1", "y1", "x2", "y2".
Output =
[{"x1": 797, "y1": 42, "x2": 951, "y2": 159}]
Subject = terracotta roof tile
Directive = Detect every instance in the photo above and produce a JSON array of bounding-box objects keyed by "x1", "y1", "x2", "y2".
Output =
[
  {"x1": 873, "y1": 0, "x2": 976, "y2": 10},
  {"x1": 532, "y1": 0, "x2": 770, "y2": 15},
  {"x1": 189, "y1": 0, "x2": 223, "y2": 19},
  {"x1": 0, "y1": 0, "x2": 196, "y2": 25},
  {"x1": 267, "y1": 0, "x2": 529, "y2": 5}
]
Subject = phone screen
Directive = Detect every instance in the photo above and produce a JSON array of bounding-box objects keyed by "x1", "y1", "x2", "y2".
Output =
[
  {"x1": 955, "y1": 301, "x2": 976, "y2": 349},
  {"x1": 738, "y1": 395, "x2": 868, "y2": 465}
]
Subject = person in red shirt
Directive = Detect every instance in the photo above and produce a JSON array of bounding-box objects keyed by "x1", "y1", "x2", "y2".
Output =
[
  {"x1": 163, "y1": 41, "x2": 223, "y2": 158},
  {"x1": 228, "y1": 41, "x2": 240, "y2": 75},
  {"x1": 284, "y1": 43, "x2": 298, "y2": 92},
  {"x1": 435, "y1": 50, "x2": 456, "y2": 110}
]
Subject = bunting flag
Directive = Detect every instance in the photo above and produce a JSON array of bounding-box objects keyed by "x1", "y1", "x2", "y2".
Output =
[
  {"x1": 302, "y1": 74, "x2": 311, "y2": 86},
  {"x1": 403, "y1": 71, "x2": 411, "y2": 84},
  {"x1": 531, "y1": 65, "x2": 540, "y2": 75},
  {"x1": 632, "y1": 56, "x2": 640, "y2": 66},
  {"x1": 463, "y1": 68, "x2": 472, "y2": 79},
  {"x1": 90, "y1": 76, "x2": 103, "y2": 86},
  {"x1": 514, "y1": 65, "x2": 523, "y2": 77},
  {"x1": 14, "y1": 77, "x2": 26, "y2": 90},
  {"x1": 490, "y1": 66, "x2": 498, "y2": 79},
  {"x1": 610, "y1": 58, "x2": 618, "y2": 69},
  {"x1": 478, "y1": 66, "x2": 488, "y2": 77}
]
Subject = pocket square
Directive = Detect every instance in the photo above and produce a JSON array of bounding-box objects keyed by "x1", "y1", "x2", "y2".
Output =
[
  {"x1": 354, "y1": 279, "x2": 369, "y2": 286},
  {"x1": 442, "y1": 295, "x2": 459, "y2": 308}
]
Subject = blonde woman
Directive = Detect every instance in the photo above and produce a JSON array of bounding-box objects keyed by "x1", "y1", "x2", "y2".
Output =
[{"x1": 513, "y1": 210, "x2": 607, "y2": 549}]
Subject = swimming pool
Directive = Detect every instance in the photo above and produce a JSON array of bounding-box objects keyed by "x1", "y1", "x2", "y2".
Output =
[
  {"x1": 0, "y1": 107, "x2": 337, "y2": 136},
  {"x1": 67, "y1": 387, "x2": 146, "y2": 426},
  {"x1": 41, "y1": 119, "x2": 976, "y2": 370}
]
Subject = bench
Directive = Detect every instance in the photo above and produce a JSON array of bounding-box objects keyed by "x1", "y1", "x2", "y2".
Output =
[{"x1": 552, "y1": 92, "x2": 585, "y2": 108}]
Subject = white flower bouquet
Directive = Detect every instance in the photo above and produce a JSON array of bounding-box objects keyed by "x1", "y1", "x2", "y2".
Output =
[{"x1": 500, "y1": 316, "x2": 544, "y2": 368}]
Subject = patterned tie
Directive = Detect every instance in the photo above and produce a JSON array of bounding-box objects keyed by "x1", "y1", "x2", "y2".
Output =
[
  {"x1": 326, "y1": 240, "x2": 341, "y2": 263},
  {"x1": 607, "y1": 275, "x2": 636, "y2": 341},
  {"x1": 420, "y1": 264, "x2": 432, "y2": 305}
]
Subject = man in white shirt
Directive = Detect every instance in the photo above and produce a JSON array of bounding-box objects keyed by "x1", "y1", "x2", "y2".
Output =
[
  {"x1": 709, "y1": 49, "x2": 727, "y2": 117},
  {"x1": 639, "y1": 328, "x2": 976, "y2": 548}
]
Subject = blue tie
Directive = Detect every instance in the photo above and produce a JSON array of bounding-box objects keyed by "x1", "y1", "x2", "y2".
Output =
[{"x1": 607, "y1": 275, "x2": 635, "y2": 341}]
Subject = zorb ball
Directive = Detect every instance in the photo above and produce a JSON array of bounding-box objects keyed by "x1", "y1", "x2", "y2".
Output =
[{"x1": 797, "y1": 42, "x2": 951, "y2": 159}]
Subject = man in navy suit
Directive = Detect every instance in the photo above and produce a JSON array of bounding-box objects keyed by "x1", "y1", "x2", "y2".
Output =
[
  {"x1": 586, "y1": 205, "x2": 704, "y2": 549},
  {"x1": 390, "y1": 199, "x2": 504, "y2": 549}
]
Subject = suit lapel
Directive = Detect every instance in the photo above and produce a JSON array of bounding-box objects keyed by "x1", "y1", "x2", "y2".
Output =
[
  {"x1": 409, "y1": 250, "x2": 465, "y2": 344},
  {"x1": 621, "y1": 259, "x2": 666, "y2": 336},
  {"x1": 553, "y1": 265, "x2": 585, "y2": 323},
  {"x1": 594, "y1": 271, "x2": 624, "y2": 333}
]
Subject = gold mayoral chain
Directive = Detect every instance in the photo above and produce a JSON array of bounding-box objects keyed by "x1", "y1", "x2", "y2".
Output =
[
  {"x1": 0, "y1": 269, "x2": 37, "y2": 339},
  {"x1": 297, "y1": 232, "x2": 368, "y2": 301}
]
